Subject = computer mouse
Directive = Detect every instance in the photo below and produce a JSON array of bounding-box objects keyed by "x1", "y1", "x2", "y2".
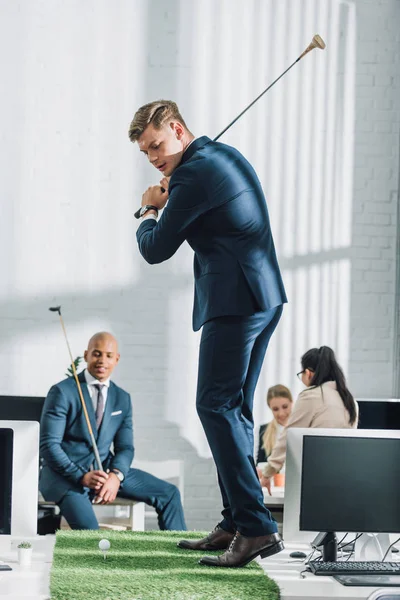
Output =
[{"x1": 290, "y1": 551, "x2": 307, "y2": 559}]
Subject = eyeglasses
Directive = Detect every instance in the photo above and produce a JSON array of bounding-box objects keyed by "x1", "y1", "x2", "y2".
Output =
[{"x1": 297, "y1": 368, "x2": 314, "y2": 381}]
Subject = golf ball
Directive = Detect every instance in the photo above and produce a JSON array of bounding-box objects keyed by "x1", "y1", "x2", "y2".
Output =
[{"x1": 99, "y1": 539, "x2": 110, "y2": 552}]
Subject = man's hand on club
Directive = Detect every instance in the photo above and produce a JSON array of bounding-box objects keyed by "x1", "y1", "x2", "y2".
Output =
[
  {"x1": 93, "y1": 472, "x2": 121, "y2": 505},
  {"x1": 142, "y1": 184, "x2": 169, "y2": 210},
  {"x1": 81, "y1": 470, "x2": 109, "y2": 491},
  {"x1": 159, "y1": 176, "x2": 170, "y2": 192}
]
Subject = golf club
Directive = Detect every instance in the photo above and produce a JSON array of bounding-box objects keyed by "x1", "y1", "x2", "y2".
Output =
[
  {"x1": 48, "y1": 305, "x2": 103, "y2": 471},
  {"x1": 134, "y1": 34, "x2": 326, "y2": 217},
  {"x1": 213, "y1": 34, "x2": 326, "y2": 141}
]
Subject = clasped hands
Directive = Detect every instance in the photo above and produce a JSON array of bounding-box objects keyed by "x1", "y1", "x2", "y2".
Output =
[
  {"x1": 81, "y1": 470, "x2": 120, "y2": 505},
  {"x1": 141, "y1": 177, "x2": 170, "y2": 210}
]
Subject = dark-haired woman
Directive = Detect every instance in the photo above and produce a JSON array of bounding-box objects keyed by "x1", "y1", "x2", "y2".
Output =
[{"x1": 260, "y1": 346, "x2": 358, "y2": 493}]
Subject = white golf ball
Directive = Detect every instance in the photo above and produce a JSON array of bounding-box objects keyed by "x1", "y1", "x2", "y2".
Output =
[{"x1": 99, "y1": 539, "x2": 110, "y2": 552}]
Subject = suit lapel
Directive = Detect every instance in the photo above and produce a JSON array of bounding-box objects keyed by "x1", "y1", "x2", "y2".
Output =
[
  {"x1": 77, "y1": 370, "x2": 98, "y2": 440},
  {"x1": 96, "y1": 382, "x2": 116, "y2": 445}
]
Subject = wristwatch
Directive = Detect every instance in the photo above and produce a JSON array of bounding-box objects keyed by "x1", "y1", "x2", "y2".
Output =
[
  {"x1": 111, "y1": 469, "x2": 124, "y2": 482},
  {"x1": 134, "y1": 205, "x2": 159, "y2": 219}
]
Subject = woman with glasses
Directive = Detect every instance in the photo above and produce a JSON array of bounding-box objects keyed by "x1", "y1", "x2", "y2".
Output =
[{"x1": 260, "y1": 346, "x2": 358, "y2": 494}]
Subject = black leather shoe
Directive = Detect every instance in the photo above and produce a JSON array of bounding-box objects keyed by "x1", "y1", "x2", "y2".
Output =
[
  {"x1": 199, "y1": 531, "x2": 284, "y2": 567},
  {"x1": 178, "y1": 526, "x2": 235, "y2": 551}
]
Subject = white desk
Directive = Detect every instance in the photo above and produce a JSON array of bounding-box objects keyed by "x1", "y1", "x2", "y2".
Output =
[
  {"x1": 259, "y1": 543, "x2": 400, "y2": 600},
  {"x1": 0, "y1": 536, "x2": 54, "y2": 599},
  {"x1": 263, "y1": 485, "x2": 285, "y2": 507},
  {"x1": 261, "y1": 488, "x2": 400, "y2": 598}
]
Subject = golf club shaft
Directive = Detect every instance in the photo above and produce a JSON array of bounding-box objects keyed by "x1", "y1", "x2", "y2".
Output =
[
  {"x1": 213, "y1": 56, "x2": 301, "y2": 142},
  {"x1": 156, "y1": 57, "x2": 299, "y2": 196},
  {"x1": 137, "y1": 34, "x2": 325, "y2": 208},
  {"x1": 214, "y1": 34, "x2": 325, "y2": 141},
  {"x1": 152, "y1": 57, "x2": 299, "y2": 199},
  {"x1": 57, "y1": 314, "x2": 103, "y2": 471}
]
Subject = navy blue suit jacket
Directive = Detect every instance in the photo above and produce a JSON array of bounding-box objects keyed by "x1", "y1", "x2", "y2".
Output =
[
  {"x1": 39, "y1": 370, "x2": 134, "y2": 503},
  {"x1": 137, "y1": 136, "x2": 287, "y2": 331}
]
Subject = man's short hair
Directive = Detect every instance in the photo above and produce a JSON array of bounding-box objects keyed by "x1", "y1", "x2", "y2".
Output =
[{"x1": 128, "y1": 100, "x2": 188, "y2": 143}]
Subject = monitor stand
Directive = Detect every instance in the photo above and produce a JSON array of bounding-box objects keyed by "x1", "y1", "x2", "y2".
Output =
[{"x1": 311, "y1": 531, "x2": 338, "y2": 561}]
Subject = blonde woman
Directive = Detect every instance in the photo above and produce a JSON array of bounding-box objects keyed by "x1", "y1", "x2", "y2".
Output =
[{"x1": 256, "y1": 385, "x2": 293, "y2": 469}]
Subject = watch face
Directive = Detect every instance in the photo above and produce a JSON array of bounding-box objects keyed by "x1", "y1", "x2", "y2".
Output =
[{"x1": 140, "y1": 205, "x2": 157, "y2": 217}]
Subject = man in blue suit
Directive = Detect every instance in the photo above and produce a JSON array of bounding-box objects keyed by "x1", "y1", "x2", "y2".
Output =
[
  {"x1": 129, "y1": 100, "x2": 287, "y2": 567},
  {"x1": 39, "y1": 332, "x2": 186, "y2": 531}
]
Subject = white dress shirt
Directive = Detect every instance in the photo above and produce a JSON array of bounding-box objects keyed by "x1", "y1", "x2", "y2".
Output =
[{"x1": 84, "y1": 369, "x2": 111, "y2": 412}]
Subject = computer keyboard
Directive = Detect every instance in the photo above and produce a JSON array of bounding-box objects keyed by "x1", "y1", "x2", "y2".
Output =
[{"x1": 309, "y1": 561, "x2": 400, "y2": 576}]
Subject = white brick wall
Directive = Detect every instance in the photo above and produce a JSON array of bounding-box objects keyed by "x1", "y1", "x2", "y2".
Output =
[
  {"x1": 350, "y1": 0, "x2": 400, "y2": 396},
  {"x1": 0, "y1": 0, "x2": 399, "y2": 530}
]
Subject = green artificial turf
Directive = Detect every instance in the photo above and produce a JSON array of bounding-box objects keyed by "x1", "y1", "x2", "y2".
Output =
[{"x1": 50, "y1": 530, "x2": 281, "y2": 600}]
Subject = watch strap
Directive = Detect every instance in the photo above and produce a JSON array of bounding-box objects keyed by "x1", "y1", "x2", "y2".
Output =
[
  {"x1": 134, "y1": 205, "x2": 159, "y2": 219},
  {"x1": 111, "y1": 469, "x2": 124, "y2": 482}
]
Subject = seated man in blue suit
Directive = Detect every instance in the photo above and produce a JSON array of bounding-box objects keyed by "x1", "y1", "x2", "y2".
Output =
[
  {"x1": 39, "y1": 332, "x2": 186, "y2": 531},
  {"x1": 128, "y1": 101, "x2": 287, "y2": 567}
]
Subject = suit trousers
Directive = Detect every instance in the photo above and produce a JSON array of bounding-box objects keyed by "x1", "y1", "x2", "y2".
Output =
[
  {"x1": 58, "y1": 467, "x2": 186, "y2": 531},
  {"x1": 196, "y1": 305, "x2": 283, "y2": 537}
]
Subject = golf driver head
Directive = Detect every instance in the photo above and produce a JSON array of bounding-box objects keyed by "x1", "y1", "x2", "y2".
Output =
[
  {"x1": 49, "y1": 305, "x2": 62, "y2": 315},
  {"x1": 300, "y1": 34, "x2": 326, "y2": 59},
  {"x1": 311, "y1": 34, "x2": 326, "y2": 50}
]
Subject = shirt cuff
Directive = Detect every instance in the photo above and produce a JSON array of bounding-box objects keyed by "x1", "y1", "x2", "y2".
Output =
[{"x1": 142, "y1": 213, "x2": 158, "y2": 222}]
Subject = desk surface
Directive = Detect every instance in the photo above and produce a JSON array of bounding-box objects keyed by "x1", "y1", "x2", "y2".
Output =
[
  {"x1": 263, "y1": 485, "x2": 285, "y2": 506},
  {"x1": 0, "y1": 536, "x2": 54, "y2": 599},
  {"x1": 259, "y1": 543, "x2": 400, "y2": 600}
]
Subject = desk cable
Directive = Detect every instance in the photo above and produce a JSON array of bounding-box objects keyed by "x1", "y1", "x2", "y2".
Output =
[{"x1": 382, "y1": 536, "x2": 400, "y2": 562}]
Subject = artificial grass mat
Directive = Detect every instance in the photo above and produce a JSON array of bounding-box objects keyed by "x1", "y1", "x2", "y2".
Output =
[{"x1": 50, "y1": 530, "x2": 281, "y2": 600}]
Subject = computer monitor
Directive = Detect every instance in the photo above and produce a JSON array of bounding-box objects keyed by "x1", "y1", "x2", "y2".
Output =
[
  {"x1": 357, "y1": 398, "x2": 400, "y2": 430},
  {"x1": 0, "y1": 395, "x2": 45, "y2": 422},
  {"x1": 0, "y1": 421, "x2": 39, "y2": 545},
  {"x1": 300, "y1": 435, "x2": 400, "y2": 533},
  {"x1": 0, "y1": 429, "x2": 13, "y2": 535},
  {"x1": 283, "y1": 428, "x2": 400, "y2": 544}
]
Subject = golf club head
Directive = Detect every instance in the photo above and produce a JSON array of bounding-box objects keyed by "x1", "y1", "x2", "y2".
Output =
[
  {"x1": 299, "y1": 34, "x2": 326, "y2": 59},
  {"x1": 49, "y1": 305, "x2": 62, "y2": 315},
  {"x1": 311, "y1": 34, "x2": 326, "y2": 50}
]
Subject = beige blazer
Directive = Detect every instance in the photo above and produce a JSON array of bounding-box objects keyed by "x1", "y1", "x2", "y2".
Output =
[{"x1": 262, "y1": 381, "x2": 358, "y2": 478}]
